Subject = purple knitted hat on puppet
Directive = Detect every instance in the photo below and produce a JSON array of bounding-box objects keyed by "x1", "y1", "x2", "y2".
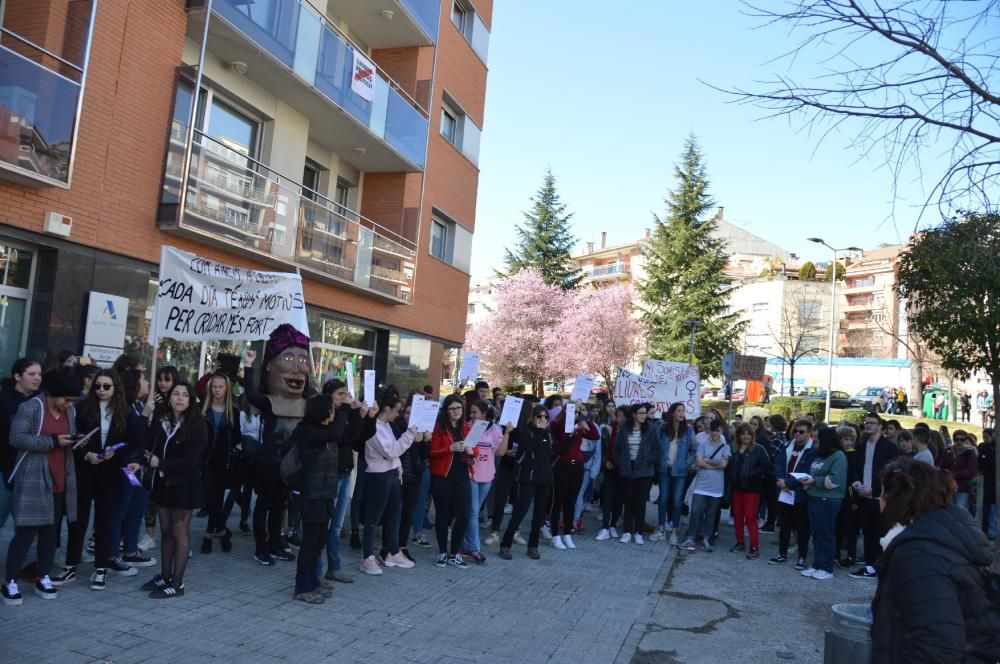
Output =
[{"x1": 263, "y1": 324, "x2": 310, "y2": 364}]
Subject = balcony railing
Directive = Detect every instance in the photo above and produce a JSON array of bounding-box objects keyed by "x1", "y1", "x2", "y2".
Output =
[
  {"x1": 0, "y1": 2, "x2": 96, "y2": 187},
  {"x1": 162, "y1": 127, "x2": 416, "y2": 302},
  {"x1": 400, "y1": 0, "x2": 442, "y2": 42},
  {"x1": 211, "y1": 0, "x2": 429, "y2": 169},
  {"x1": 587, "y1": 262, "x2": 630, "y2": 278}
]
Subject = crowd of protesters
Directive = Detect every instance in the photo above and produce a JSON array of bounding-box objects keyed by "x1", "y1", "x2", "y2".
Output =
[{"x1": 1, "y1": 341, "x2": 998, "y2": 657}]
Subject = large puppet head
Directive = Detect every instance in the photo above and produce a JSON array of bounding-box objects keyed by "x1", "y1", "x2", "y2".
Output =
[{"x1": 263, "y1": 324, "x2": 311, "y2": 399}]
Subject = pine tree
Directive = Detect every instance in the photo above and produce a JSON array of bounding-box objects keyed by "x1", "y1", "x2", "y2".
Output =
[
  {"x1": 638, "y1": 135, "x2": 746, "y2": 378},
  {"x1": 500, "y1": 169, "x2": 582, "y2": 290},
  {"x1": 798, "y1": 261, "x2": 817, "y2": 280}
]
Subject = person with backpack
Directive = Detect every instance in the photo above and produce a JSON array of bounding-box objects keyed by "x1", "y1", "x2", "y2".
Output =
[
  {"x1": 679, "y1": 419, "x2": 730, "y2": 552},
  {"x1": 499, "y1": 404, "x2": 556, "y2": 561},
  {"x1": 870, "y1": 457, "x2": 1000, "y2": 661},
  {"x1": 2, "y1": 368, "x2": 80, "y2": 605}
]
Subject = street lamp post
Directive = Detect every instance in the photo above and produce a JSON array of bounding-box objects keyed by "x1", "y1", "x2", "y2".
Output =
[
  {"x1": 683, "y1": 319, "x2": 702, "y2": 366},
  {"x1": 807, "y1": 238, "x2": 861, "y2": 419}
]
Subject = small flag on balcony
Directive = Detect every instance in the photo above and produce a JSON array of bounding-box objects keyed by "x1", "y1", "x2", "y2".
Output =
[{"x1": 351, "y1": 50, "x2": 376, "y2": 102}]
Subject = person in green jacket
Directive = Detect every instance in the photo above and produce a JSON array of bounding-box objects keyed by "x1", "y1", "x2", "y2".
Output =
[{"x1": 800, "y1": 427, "x2": 847, "y2": 580}]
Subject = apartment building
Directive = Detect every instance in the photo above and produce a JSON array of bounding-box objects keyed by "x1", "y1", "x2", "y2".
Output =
[
  {"x1": 0, "y1": 0, "x2": 491, "y2": 393},
  {"x1": 838, "y1": 244, "x2": 904, "y2": 359},
  {"x1": 570, "y1": 231, "x2": 645, "y2": 289}
]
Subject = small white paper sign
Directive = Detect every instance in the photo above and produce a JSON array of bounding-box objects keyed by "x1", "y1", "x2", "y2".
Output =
[
  {"x1": 407, "y1": 399, "x2": 440, "y2": 433},
  {"x1": 465, "y1": 420, "x2": 489, "y2": 447},
  {"x1": 499, "y1": 395, "x2": 523, "y2": 427},
  {"x1": 459, "y1": 352, "x2": 480, "y2": 383},
  {"x1": 778, "y1": 490, "x2": 796, "y2": 505},
  {"x1": 411, "y1": 394, "x2": 424, "y2": 403},
  {"x1": 363, "y1": 370, "x2": 376, "y2": 406},
  {"x1": 345, "y1": 360, "x2": 356, "y2": 398},
  {"x1": 564, "y1": 403, "x2": 576, "y2": 434},
  {"x1": 568, "y1": 374, "x2": 594, "y2": 403},
  {"x1": 790, "y1": 472, "x2": 812, "y2": 482}
]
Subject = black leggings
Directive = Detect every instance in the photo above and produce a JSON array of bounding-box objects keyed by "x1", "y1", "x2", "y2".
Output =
[
  {"x1": 835, "y1": 498, "x2": 858, "y2": 561},
  {"x1": 622, "y1": 476, "x2": 652, "y2": 535},
  {"x1": 552, "y1": 463, "x2": 584, "y2": 535},
  {"x1": 5, "y1": 493, "x2": 63, "y2": 581},
  {"x1": 253, "y1": 462, "x2": 287, "y2": 554},
  {"x1": 501, "y1": 483, "x2": 551, "y2": 548},
  {"x1": 778, "y1": 501, "x2": 811, "y2": 559},
  {"x1": 489, "y1": 463, "x2": 517, "y2": 532},
  {"x1": 601, "y1": 471, "x2": 623, "y2": 529},
  {"x1": 398, "y1": 479, "x2": 420, "y2": 551},
  {"x1": 363, "y1": 470, "x2": 401, "y2": 558},
  {"x1": 67, "y1": 465, "x2": 117, "y2": 568},
  {"x1": 430, "y1": 468, "x2": 471, "y2": 555},
  {"x1": 159, "y1": 507, "x2": 192, "y2": 588}
]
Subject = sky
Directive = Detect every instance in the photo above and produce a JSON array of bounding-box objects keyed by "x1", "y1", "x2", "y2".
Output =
[{"x1": 468, "y1": 1, "x2": 952, "y2": 283}]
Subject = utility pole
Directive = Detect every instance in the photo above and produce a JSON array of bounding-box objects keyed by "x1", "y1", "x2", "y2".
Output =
[{"x1": 683, "y1": 319, "x2": 702, "y2": 367}]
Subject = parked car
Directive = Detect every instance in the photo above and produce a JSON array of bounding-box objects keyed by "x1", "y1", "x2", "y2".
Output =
[
  {"x1": 805, "y1": 390, "x2": 852, "y2": 410},
  {"x1": 849, "y1": 386, "x2": 888, "y2": 412}
]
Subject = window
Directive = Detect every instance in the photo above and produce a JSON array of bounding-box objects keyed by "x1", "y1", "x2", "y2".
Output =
[
  {"x1": 431, "y1": 219, "x2": 449, "y2": 261},
  {"x1": 798, "y1": 300, "x2": 822, "y2": 326},
  {"x1": 752, "y1": 302, "x2": 768, "y2": 312},
  {"x1": 439, "y1": 93, "x2": 482, "y2": 165},
  {"x1": 450, "y1": 0, "x2": 489, "y2": 62},
  {"x1": 468, "y1": 303, "x2": 476, "y2": 315},
  {"x1": 451, "y1": 1, "x2": 470, "y2": 33},
  {"x1": 429, "y1": 211, "x2": 473, "y2": 273}
]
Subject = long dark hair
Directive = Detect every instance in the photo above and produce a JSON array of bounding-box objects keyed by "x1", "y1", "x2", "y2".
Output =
[
  {"x1": 435, "y1": 394, "x2": 465, "y2": 437},
  {"x1": 155, "y1": 366, "x2": 181, "y2": 396},
  {"x1": 816, "y1": 426, "x2": 841, "y2": 459},
  {"x1": 166, "y1": 382, "x2": 202, "y2": 446},
  {"x1": 80, "y1": 369, "x2": 127, "y2": 435},
  {"x1": 626, "y1": 403, "x2": 655, "y2": 434},
  {"x1": 119, "y1": 368, "x2": 145, "y2": 404},
  {"x1": 662, "y1": 402, "x2": 688, "y2": 439},
  {"x1": 1, "y1": 357, "x2": 40, "y2": 391}
]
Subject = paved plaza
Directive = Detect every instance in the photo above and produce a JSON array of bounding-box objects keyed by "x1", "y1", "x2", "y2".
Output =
[{"x1": 0, "y1": 504, "x2": 872, "y2": 664}]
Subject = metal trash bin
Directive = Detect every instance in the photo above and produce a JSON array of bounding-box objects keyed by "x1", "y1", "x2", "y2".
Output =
[{"x1": 824, "y1": 603, "x2": 872, "y2": 664}]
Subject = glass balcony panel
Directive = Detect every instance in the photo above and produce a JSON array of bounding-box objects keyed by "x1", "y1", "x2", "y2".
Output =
[
  {"x1": 214, "y1": 0, "x2": 299, "y2": 68},
  {"x1": 0, "y1": 45, "x2": 80, "y2": 185},
  {"x1": 399, "y1": 0, "x2": 441, "y2": 42},
  {"x1": 470, "y1": 12, "x2": 489, "y2": 62},
  {"x1": 385, "y1": 88, "x2": 428, "y2": 169}
]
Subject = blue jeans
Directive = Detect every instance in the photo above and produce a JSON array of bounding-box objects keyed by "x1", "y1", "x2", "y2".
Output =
[
  {"x1": 574, "y1": 470, "x2": 594, "y2": 521},
  {"x1": 412, "y1": 467, "x2": 432, "y2": 537},
  {"x1": 110, "y1": 475, "x2": 148, "y2": 557},
  {"x1": 464, "y1": 479, "x2": 492, "y2": 552},
  {"x1": 808, "y1": 497, "x2": 841, "y2": 573},
  {"x1": 0, "y1": 480, "x2": 11, "y2": 532},
  {"x1": 321, "y1": 476, "x2": 352, "y2": 574},
  {"x1": 657, "y1": 470, "x2": 686, "y2": 529}
]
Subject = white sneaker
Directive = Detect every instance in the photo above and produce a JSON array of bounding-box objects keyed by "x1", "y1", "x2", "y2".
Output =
[
  {"x1": 609, "y1": 527, "x2": 620, "y2": 539},
  {"x1": 513, "y1": 531, "x2": 527, "y2": 546},
  {"x1": 563, "y1": 534, "x2": 576, "y2": 549},
  {"x1": 634, "y1": 534, "x2": 645, "y2": 545},
  {"x1": 669, "y1": 531, "x2": 678, "y2": 546},
  {"x1": 541, "y1": 524, "x2": 553, "y2": 540},
  {"x1": 552, "y1": 535, "x2": 567, "y2": 550},
  {"x1": 484, "y1": 532, "x2": 499, "y2": 546},
  {"x1": 800, "y1": 568, "x2": 818, "y2": 578},
  {"x1": 595, "y1": 528, "x2": 610, "y2": 542},
  {"x1": 649, "y1": 527, "x2": 665, "y2": 542},
  {"x1": 138, "y1": 533, "x2": 157, "y2": 551},
  {"x1": 812, "y1": 570, "x2": 833, "y2": 580},
  {"x1": 619, "y1": 532, "x2": 632, "y2": 544}
]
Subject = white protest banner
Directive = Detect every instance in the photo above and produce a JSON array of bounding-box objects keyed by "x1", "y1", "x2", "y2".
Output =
[
  {"x1": 642, "y1": 359, "x2": 698, "y2": 384},
  {"x1": 149, "y1": 246, "x2": 308, "y2": 346},
  {"x1": 465, "y1": 420, "x2": 489, "y2": 447},
  {"x1": 499, "y1": 395, "x2": 523, "y2": 427},
  {"x1": 613, "y1": 367, "x2": 701, "y2": 419},
  {"x1": 345, "y1": 360, "x2": 356, "y2": 399},
  {"x1": 351, "y1": 49, "x2": 375, "y2": 102},
  {"x1": 568, "y1": 374, "x2": 594, "y2": 403},
  {"x1": 458, "y1": 352, "x2": 481, "y2": 383},
  {"x1": 564, "y1": 403, "x2": 576, "y2": 434},
  {"x1": 411, "y1": 394, "x2": 424, "y2": 403},
  {"x1": 363, "y1": 370, "x2": 376, "y2": 406},
  {"x1": 407, "y1": 399, "x2": 439, "y2": 433}
]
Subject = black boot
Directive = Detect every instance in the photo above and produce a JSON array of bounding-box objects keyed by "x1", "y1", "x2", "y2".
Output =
[
  {"x1": 200, "y1": 536, "x2": 212, "y2": 554},
  {"x1": 220, "y1": 529, "x2": 233, "y2": 553}
]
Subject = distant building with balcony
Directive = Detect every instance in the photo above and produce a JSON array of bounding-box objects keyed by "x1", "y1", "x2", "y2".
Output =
[
  {"x1": 0, "y1": 0, "x2": 492, "y2": 393},
  {"x1": 570, "y1": 232, "x2": 644, "y2": 289},
  {"x1": 838, "y1": 244, "x2": 905, "y2": 359}
]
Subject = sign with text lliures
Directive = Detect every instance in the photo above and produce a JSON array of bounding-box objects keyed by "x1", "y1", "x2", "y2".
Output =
[
  {"x1": 613, "y1": 367, "x2": 701, "y2": 419},
  {"x1": 149, "y1": 247, "x2": 308, "y2": 346}
]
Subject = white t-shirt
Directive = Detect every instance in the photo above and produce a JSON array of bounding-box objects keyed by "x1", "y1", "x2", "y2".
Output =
[{"x1": 692, "y1": 437, "x2": 731, "y2": 498}]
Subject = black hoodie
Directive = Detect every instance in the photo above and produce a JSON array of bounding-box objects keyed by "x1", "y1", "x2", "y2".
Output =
[
  {"x1": 0, "y1": 387, "x2": 33, "y2": 476},
  {"x1": 871, "y1": 504, "x2": 1000, "y2": 663}
]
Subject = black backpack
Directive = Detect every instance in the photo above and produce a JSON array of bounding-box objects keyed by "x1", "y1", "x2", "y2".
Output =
[{"x1": 279, "y1": 438, "x2": 305, "y2": 489}]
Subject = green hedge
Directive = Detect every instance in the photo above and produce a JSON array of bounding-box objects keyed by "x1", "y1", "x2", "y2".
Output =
[
  {"x1": 799, "y1": 399, "x2": 827, "y2": 422},
  {"x1": 769, "y1": 404, "x2": 793, "y2": 422},
  {"x1": 839, "y1": 408, "x2": 869, "y2": 425},
  {"x1": 701, "y1": 400, "x2": 730, "y2": 413}
]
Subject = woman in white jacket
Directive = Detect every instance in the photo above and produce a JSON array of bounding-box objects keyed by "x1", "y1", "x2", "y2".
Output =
[{"x1": 360, "y1": 396, "x2": 427, "y2": 576}]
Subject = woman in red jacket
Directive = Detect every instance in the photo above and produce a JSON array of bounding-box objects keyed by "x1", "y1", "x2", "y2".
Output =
[
  {"x1": 550, "y1": 401, "x2": 599, "y2": 550},
  {"x1": 429, "y1": 395, "x2": 473, "y2": 568}
]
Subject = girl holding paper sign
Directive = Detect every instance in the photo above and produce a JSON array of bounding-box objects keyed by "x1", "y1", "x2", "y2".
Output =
[
  {"x1": 429, "y1": 395, "x2": 473, "y2": 568},
  {"x1": 462, "y1": 401, "x2": 509, "y2": 563},
  {"x1": 57, "y1": 370, "x2": 132, "y2": 591},
  {"x1": 550, "y1": 402, "x2": 599, "y2": 551}
]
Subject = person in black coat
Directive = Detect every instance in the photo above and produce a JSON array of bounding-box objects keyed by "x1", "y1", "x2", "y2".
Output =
[
  {"x1": 142, "y1": 382, "x2": 207, "y2": 599},
  {"x1": 871, "y1": 457, "x2": 1000, "y2": 663},
  {"x1": 499, "y1": 404, "x2": 554, "y2": 560},
  {"x1": 727, "y1": 423, "x2": 772, "y2": 558},
  {"x1": 199, "y1": 373, "x2": 241, "y2": 554},
  {"x1": 847, "y1": 413, "x2": 899, "y2": 578}
]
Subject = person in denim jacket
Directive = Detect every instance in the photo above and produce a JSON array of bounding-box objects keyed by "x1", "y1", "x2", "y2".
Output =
[{"x1": 651, "y1": 403, "x2": 695, "y2": 547}]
